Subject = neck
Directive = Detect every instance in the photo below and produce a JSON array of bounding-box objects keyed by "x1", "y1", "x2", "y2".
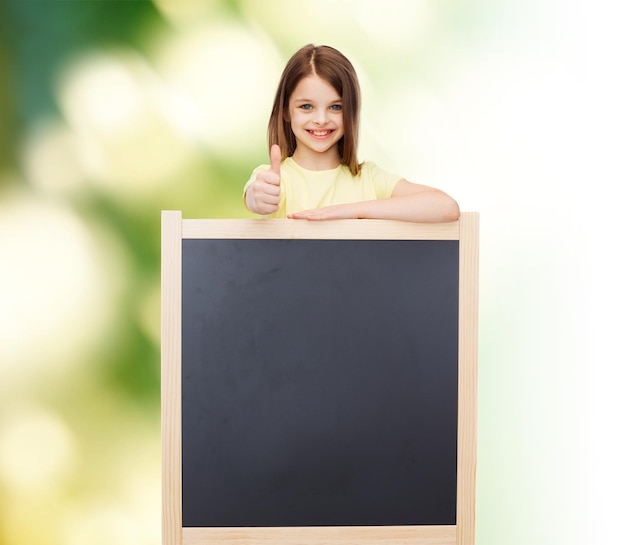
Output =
[{"x1": 292, "y1": 147, "x2": 341, "y2": 171}]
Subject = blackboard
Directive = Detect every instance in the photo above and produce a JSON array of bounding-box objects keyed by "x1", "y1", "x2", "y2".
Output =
[{"x1": 162, "y1": 214, "x2": 479, "y2": 545}]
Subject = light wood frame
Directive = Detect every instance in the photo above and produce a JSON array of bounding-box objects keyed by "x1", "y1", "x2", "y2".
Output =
[{"x1": 161, "y1": 212, "x2": 479, "y2": 545}]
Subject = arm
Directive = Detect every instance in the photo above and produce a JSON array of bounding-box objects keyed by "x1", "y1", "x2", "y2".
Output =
[{"x1": 288, "y1": 179, "x2": 460, "y2": 223}]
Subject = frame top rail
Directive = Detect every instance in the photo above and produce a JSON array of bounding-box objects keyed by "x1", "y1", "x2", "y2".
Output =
[{"x1": 178, "y1": 217, "x2": 462, "y2": 240}]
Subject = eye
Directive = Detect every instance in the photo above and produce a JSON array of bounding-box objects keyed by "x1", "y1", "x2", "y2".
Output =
[
  {"x1": 299, "y1": 104, "x2": 313, "y2": 111},
  {"x1": 330, "y1": 104, "x2": 342, "y2": 111}
]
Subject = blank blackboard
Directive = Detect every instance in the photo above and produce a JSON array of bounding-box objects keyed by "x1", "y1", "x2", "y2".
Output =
[
  {"x1": 182, "y1": 238, "x2": 458, "y2": 527},
  {"x1": 162, "y1": 215, "x2": 479, "y2": 545}
]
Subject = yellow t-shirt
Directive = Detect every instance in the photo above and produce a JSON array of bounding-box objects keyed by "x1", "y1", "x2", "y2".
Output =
[{"x1": 244, "y1": 157, "x2": 402, "y2": 218}]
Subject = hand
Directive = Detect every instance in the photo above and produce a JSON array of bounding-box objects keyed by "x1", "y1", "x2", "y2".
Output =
[
  {"x1": 245, "y1": 144, "x2": 282, "y2": 215},
  {"x1": 288, "y1": 202, "x2": 361, "y2": 221}
]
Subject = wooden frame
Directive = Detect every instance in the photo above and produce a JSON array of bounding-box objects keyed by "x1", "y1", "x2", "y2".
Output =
[{"x1": 161, "y1": 212, "x2": 479, "y2": 545}]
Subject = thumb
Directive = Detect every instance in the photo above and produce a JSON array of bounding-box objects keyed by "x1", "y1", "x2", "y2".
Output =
[{"x1": 269, "y1": 144, "x2": 282, "y2": 177}]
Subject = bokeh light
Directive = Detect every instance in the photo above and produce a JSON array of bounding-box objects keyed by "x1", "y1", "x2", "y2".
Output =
[
  {"x1": 56, "y1": 48, "x2": 198, "y2": 195},
  {"x1": 151, "y1": 0, "x2": 221, "y2": 26},
  {"x1": 0, "y1": 192, "x2": 123, "y2": 389},
  {"x1": 153, "y1": 21, "x2": 283, "y2": 157},
  {"x1": 0, "y1": 406, "x2": 77, "y2": 495},
  {"x1": 21, "y1": 119, "x2": 86, "y2": 194},
  {"x1": 348, "y1": 0, "x2": 433, "y2": 50}
]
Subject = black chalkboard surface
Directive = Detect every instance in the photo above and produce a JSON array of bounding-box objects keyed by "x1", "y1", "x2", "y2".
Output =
[{"x1": 181, "y1": 238, "x2": 459, "y2": 528}]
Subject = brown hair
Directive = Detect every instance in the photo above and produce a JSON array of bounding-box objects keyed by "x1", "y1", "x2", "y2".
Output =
[{"x1": 268, "y1": 44, "x2": 362, "y2": 176}]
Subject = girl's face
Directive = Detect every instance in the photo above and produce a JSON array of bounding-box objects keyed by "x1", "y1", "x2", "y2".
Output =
[{"x1": 288, "y1": 74, "x2": 344, "y2": 168}]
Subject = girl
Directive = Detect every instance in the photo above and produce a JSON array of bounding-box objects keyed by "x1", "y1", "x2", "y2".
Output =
[{"x1": 244, "y1": 44, "x2": 460, "y2": 223}]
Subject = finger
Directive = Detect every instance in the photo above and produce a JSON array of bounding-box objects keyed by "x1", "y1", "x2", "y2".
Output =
[
  {"x1": 251, "y1": 181, "x2": 279, "y2": 206},
  {"x1": 269, "y1": 144, "x2": 282, "y2": 176},
  {"x1": 258, "y1": 200, "x2": 280, "y2": 214},
  {"x1": 255, "y1": 170, "x2": 280, "y2": 189},
  {"x1": 260, "y1": 180, "x2": 280, "y2": 196},
  {"x1": 289, "y1": 205, "x2": 348, "y2": 221},
  {"x1": 288, "y1": 210, "x2": 315, "y2": 220},
  {"x1": 258, "y1": 193, "x2": 280, "y2": 206}
]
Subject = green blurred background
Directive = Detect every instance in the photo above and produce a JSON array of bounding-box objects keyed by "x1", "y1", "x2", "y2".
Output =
[{"x1": 1, "y1": 1, "x2": 624, "y2": 544}]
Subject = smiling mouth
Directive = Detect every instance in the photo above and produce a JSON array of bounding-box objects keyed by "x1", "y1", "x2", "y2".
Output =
[{"x1": 307, "y1": 129, "x2": 334, "y2": 137}]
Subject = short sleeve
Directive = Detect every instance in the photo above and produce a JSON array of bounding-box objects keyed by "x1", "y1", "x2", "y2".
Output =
[
  {"x1": 243, "y1": 164, "x2": 268, "y2": 195},
  {"x1": 360, "y1": 162, "x2": 403, "y2": 199}
]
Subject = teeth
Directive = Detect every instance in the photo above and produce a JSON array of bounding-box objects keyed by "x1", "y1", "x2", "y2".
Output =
[{"x1": 310, "y1": 130, "x2": 331, "y2": 136}]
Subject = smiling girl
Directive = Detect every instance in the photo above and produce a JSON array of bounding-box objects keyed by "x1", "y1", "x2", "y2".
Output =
[{"x1": 244, "y1": 44, "x2": 460, "y2": 223}]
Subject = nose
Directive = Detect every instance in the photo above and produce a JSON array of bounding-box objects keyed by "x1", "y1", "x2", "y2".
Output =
[{"x1": 313, "y1": 109, "x2": 329, "y2": 125}]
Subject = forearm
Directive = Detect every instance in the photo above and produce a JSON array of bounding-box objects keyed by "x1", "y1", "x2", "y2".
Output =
[{"x1": 354, "y1": 191, "x2": 460, "y2": 223}]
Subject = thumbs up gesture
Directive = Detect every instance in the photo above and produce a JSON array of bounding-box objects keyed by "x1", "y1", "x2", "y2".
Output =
[{"x1": 245, "y1": 144, "x2": 282, "y2": 215}]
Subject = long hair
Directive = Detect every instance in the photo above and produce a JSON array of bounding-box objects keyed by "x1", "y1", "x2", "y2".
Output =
[{"x1": 268, "y1": 44, "x2": 362, "y2": 176}]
